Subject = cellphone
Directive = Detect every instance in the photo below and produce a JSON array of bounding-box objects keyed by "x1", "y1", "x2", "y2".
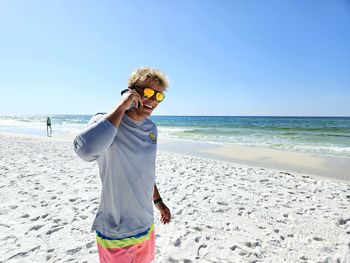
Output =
[{"x1": 121, "y1": 89, "x2": 139, "y2": 111}]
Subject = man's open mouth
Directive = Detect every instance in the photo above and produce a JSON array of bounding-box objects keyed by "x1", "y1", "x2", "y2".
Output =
[{"x1": 143, "y1": 104, "x2": 153, "y2": 110}]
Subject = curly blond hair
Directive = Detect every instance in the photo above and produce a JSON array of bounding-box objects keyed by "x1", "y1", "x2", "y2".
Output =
[{"x1": 128, "y1": 67, "x2": 169, "y2": 89}]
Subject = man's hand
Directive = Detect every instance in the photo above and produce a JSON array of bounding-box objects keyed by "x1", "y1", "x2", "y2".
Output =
[
  {"x1": 155, "y1": 202, "x2": 171, "y2": 224},
  {"x1": 120, "y1": 88, "x2": 143, "y2": 112}
]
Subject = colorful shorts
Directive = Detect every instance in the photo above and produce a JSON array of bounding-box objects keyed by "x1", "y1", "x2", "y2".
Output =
[{"x1": 96, "y1": 224, "x2": 155, "y2": 263}]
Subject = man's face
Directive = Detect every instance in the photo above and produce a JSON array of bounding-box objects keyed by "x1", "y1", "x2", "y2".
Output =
[{"x1": 134, "y1": 83, "x2": 166, "y2": 117}]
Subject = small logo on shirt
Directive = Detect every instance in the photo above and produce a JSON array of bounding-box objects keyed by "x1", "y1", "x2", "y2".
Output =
[{"x1": 149, "y1": 132, "x2": 156, "y2": 144}]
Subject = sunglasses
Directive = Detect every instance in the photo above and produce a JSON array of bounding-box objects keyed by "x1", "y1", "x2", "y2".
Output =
[{"x1": 132, "y1": 86, "x2": 165, "y2": 102}]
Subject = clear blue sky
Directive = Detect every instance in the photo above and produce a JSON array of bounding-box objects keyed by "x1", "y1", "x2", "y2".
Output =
[{"x1": 1, "y1": 0, "x2": 349, "y2": 116}]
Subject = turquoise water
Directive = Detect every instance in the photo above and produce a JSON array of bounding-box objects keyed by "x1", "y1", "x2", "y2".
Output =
[
  {"x1": 0, "y1": 115, "x2": 349, "y2": 157},
  {"x1": 152, "y1": 116, "x2": 350, "y2": 157}
]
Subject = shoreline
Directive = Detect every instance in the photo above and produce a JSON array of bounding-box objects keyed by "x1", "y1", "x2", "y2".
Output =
[
  {"x1": 2, "y1": 131, "x2": 349, "y2": 182},
  {"x1": 158, "y1": 139, "x2": 350, "y2": 183}
]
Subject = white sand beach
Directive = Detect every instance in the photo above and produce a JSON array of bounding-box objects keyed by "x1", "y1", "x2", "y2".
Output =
[{"x1": 0, "y1": 133, "x2": 349, "y2": 262}]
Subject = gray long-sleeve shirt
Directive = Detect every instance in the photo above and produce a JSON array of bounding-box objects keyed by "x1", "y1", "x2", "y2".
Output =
[{"x1": 74, "y1": 113, "x2": 157, "y2": 238}]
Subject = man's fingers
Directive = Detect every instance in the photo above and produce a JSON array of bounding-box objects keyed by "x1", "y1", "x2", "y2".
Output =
[
  {"x1": 160, "y1": 214, "x2": 170, "y2": 224},
  {"x1": 159, "y1": 207, "x2": 171, "y2": 224},
  {"x1": 129, "y1": 91, "x2": 142, "y2": 108},
  {"x1": 133, "y1": 98, "x2": 140, "y2": 108},
  {"x1": 160, "y1": 214, "x2": 166, "y2": 224}
]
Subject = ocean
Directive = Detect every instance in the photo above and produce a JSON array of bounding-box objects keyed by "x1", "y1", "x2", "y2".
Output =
[{"x1": 0, "y1": 115, "x2": 349, "y2": 158}]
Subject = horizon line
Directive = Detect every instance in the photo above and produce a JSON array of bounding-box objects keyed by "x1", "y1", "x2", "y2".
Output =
[{"x1": 1, "y1": 114, "x2": 350, "y2": 118}]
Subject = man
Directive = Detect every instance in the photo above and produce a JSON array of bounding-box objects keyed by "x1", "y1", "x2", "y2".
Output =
[
  {"x1": 74, "y1": 67, "x2": 171, "y2": 263},
  {"x1": 46, "y1": 117, "x2": 52, "y2": 137}
]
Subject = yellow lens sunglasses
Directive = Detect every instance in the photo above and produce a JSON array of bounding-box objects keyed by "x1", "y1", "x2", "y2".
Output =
[{"x1": 133, "y1": 86, "x2": 165, "y2": 102}]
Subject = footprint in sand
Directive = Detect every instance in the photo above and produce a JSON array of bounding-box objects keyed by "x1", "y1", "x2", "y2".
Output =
[
  {"x1": 176, "y1": 209, "x2": 183, "y2": 215},
  {"x1": 86, "y1": 241, "x2": 95, "y2": 249},
  {"x1": 46, "y1": 226, "x2": 64, "y2": 235},
  {"x1": 20, "y1": 213, "x2": 30, "y2": 218},
  {"x1": 31, "y1": 216, "x2": 40, "y2": 221},
  {"x1": 217, "y1": 201, "x2": 228, "y2": 206},
  {"x1": 66, "y1": 247, "x2": 82, "y2": 255},
  {"x1": 27, "y1": 225, "x2": 44, "y2": 233},
  {"x1": 7, "y1": 251, "x2": 29, "y2": 260},
  {"x1": 338, "y1": 217, "x2": 350, "y2": 225},
  {"x1": 41, "y1": 213, "x2": 49, "y2": 219},
  {"x1": 166, "y1": 256, "x2": 180, "y2": 263},
  {"x1": 193, "y1": 226, "x2": 202, "y2": 231},
  {"x1": 173, "y1": 238, "x2": 181, "y2": 247},
  {"x1": 197, "y1": 244, "x2": 207, "y2": 256}
]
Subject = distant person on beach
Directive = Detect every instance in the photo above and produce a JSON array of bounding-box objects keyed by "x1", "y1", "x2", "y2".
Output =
[
  {"x1": 46, "y1": 117, "x2": 52, "y2": 137},
  {"x1": 74, "y1": 67, "x2": 171, "y2": 263}
]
